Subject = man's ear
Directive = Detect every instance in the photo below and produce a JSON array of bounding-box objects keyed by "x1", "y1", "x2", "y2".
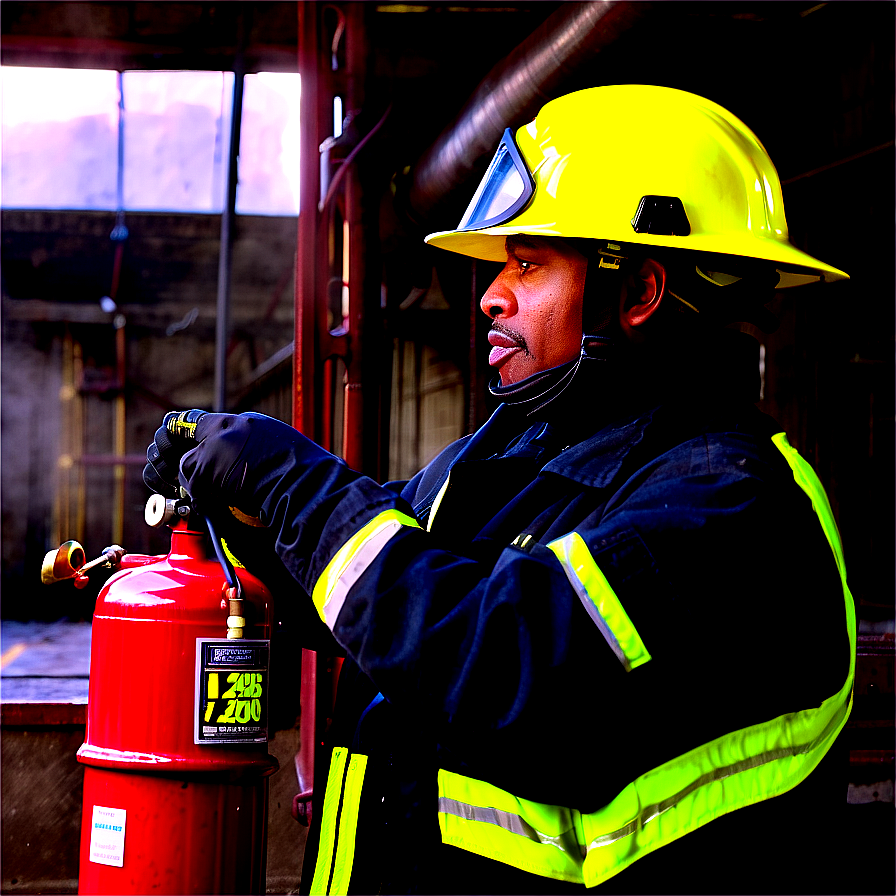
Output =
[{"x1": 620, "y1": 257, "x2": 666, "y2": 338}]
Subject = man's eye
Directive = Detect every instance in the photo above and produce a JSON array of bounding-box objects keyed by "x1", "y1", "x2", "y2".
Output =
[{"x1": 518, "y1": 260, "x2": 533, "y2": 272}]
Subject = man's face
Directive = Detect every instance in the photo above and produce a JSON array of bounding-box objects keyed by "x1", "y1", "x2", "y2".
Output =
[{"x1": 480, "y1": 236, "x2": 588, "y2": 385}]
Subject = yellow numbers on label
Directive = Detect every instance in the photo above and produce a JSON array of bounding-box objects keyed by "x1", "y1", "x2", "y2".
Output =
[
  {"x1": 220, "y1": 672, "x2": 263, "y2": 700},
  {"x1": 213, "y1": 672, "x2": 263, "y2": 725}
]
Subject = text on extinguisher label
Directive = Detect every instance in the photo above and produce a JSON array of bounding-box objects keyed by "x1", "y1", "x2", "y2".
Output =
[
  {"x1": 89, "y1": 806, "x2": 126, "y2": 867},
  {"x1": 194, "y1": 639, "x2": 270, "y2": 744}
]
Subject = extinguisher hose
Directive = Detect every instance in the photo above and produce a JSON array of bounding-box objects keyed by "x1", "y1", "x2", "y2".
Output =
[{"x1": 205, "y1": 515, "x2": 243, "y2": 601}]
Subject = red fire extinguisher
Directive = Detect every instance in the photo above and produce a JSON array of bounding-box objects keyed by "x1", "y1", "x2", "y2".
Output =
[{"x1": 43, "y1": 495, "x2": 278, "y2": 894}]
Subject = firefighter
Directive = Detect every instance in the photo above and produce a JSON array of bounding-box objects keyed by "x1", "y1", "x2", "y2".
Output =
[{"x1": 145, "y1": 85, "x2": 854, "y2": 894}]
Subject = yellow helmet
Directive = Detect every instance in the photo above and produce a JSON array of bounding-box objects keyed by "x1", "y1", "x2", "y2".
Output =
[{"x1": 425, "y1": 85, "x2": 848, "y2": 288}]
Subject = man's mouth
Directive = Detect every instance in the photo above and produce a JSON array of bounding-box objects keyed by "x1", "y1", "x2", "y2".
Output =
[{"x1": 487, "y1": 326, "x2": 528, "y2": 368}]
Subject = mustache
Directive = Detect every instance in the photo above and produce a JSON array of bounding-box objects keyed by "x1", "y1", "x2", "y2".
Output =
[{"x1": 489, "y1": 321, "x2": 533, "y2": 357}]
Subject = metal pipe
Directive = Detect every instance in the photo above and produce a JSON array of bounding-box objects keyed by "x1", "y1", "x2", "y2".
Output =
[
  {"x1": 113, "y1": 323, "x2": 126, "y2": 546},
  {"x1": 405, "y1": 1, "x2": 651, "y2": 228},
  {"x1": 341, "y1": 2, "x2": 370, "y2": 473},
  {"x1": 294, "y1": 1, "x2": 326, "y2": 437},
  {"x1": 74, "y1": 341, "x2": 85, "y2": 543},
  {"x1": 215, "y1": 15, "x2": 248, "y2": 412}
]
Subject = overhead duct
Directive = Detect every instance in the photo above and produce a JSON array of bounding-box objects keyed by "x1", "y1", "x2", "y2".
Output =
[{"x1": 405, "y1": 1, "x2": 652, "y2": 230}]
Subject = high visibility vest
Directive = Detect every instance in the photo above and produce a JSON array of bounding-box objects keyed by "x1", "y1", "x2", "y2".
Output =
[{"x1": 310, "y1": 433, "x2": 855, "y2": 892}]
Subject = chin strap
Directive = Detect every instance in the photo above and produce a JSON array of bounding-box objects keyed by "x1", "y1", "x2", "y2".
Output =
[{"x1": 489, "y1": 335, "x2": 617, "y2": 416}]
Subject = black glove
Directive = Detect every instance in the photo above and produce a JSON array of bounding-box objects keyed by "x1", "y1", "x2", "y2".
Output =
[
  {"x1": 143, "y1": 409, "x2": 208, "y2": 498},
  {"x1": 145, "y1": 409, "x2": 343, "y2": 658},
  {"x1": 177, "y1": 411, "x2": 331, "y2": 521},
  {"x1": 145, "y1": 409, "x2": 332, "y2": 523}
]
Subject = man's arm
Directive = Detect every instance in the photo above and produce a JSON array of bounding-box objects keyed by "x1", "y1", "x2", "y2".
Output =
[{"x1": 149, "y1": 412, "x2": 849, "y2": 809}]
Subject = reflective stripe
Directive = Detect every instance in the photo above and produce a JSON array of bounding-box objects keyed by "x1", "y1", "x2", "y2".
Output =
[
  {"x1": 310, "y1": 748, "x2": 369, "y2": 895},
  {"x1": 312, "y1": 509, "x2": 420, "y2": 629},
  {"x1": 220, "y1": 538, "x2": 245, "y2": 569},
  {"x1": 438, "y1": 771, "x2": 585, "y2": 885},
  {"x1": 771, "y1": 433, "x2": 848, "y2": 580},
  {"x1": 426, "y1": 472, "x2": 451, "y2": 532},
  {"x1": 439, "y1": 435, "x2": 856, "y2": 888},
  {"x1": 547, "y1": 531, "x2": 652, "y2": 672},
  {"x1": 578, "y1": 689, "x2": 852, "y2": 884},
  {"x1": 330, "y1": 753, "x2": 369, "y2": 895},
  {"x1": 310, "y1": 747, "x2": 348, "y2": 895}
]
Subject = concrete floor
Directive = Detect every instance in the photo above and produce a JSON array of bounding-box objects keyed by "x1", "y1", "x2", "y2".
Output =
[{"x1": 1, "y1": 620, "x2": 91, "y2": 703}]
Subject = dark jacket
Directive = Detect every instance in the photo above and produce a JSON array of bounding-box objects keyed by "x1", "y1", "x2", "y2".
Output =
[
  {"x1": 287, "y1": 378, "x2": 852, "y2": 894},
  {"x1": 190, "y1": 341, "x2": 852, "y2": 894}
]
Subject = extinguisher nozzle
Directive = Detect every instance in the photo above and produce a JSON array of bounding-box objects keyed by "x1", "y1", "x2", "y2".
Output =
[{"x1": 40, "y1": 540, "x2": 90, "y2": 584}]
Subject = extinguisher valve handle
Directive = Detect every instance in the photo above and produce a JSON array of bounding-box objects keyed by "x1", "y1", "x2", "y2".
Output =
[{"x1": 144, "y1": 494, "x2": 179, "y2": 528}]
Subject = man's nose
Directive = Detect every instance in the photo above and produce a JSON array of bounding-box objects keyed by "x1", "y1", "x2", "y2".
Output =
[{"x1": 480, "y1": 274, "x2": 517, "y2": 320}]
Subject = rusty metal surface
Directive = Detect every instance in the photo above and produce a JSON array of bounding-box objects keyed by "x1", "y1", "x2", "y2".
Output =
[{"x1": 405, "y1": 1, "x2": 652, "y2": 227}]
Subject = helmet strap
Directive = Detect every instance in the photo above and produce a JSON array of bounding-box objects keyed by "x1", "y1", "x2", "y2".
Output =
[{"x1": 489, "y1": 334, "x2": 619, "y2": 417}]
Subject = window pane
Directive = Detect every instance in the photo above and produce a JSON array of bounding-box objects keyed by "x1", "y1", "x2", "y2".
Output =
[
  {"x1": 1, "y1": 67, "x2": 300, "y2": 216},
  {"x1": 1, "y1": 66, "x2": 119, "y2": 209},
  {"x1": 236, "y1": 72, "x2": 301, "y2": 216},
  {"x1": 122, "y1": 70, "x2": 232, "y2": 213}
]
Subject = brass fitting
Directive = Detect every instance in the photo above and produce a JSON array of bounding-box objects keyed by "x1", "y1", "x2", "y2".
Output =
[{"x1": 225, "y1": 588, "x2": 246, "y2": 639}]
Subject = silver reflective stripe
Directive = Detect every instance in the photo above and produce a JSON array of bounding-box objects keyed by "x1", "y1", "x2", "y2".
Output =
[
  {"x1": 547, "y1": 532, "x2": 651, "y2": 672},
  {"x1": 438, "y1": 797, "x2": 585, "y2": 858},
  {"x1": 588, "y1": 741, "x2": 816, "y2": 850},
  {"x1": 562, "y1": 563, "x2": 629, "y2": 670},
  {"x1": 323, "y1": 520, "x2": 404, "y2": 629},
  {"x1": 311, "y1": 509, "x2": 421, "y2": 630}
]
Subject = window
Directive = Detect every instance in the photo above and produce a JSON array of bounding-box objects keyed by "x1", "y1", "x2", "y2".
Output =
[
  {"x1": 121, "y1": 70, "x2": 233, "y2": 213},
  {"x1": 1, "y1": 66, "x2": 301, "y2": 215},
  {"x1": 238, "y1": 72, "x2": 301, "y2": 215},
  {"x1": 1, "y1": 67, "x2": 119, "y2": 209}
]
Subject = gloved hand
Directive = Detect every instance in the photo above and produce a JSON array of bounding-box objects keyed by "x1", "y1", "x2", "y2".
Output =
[
  {"x1": 145, "y1": 409, "x2": 345, "y2": 656},
  {"x1": 143, "y1": 409, "x2": 209, "y2": 498},
  {"x1": 144, "y1": 409, "x2": 340, "y2": 524},
  {"x1": 144, "y1": 407, "x2": 402, "y2": 599}
]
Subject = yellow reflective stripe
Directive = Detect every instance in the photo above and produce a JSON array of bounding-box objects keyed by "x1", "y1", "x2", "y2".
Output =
[
  {"x1": 438, "y1": 769, "x2": 585, "y2": 885},
  {"x1": 329, "y1": 753, "x2": 369, "y2": 895},
  {"x1": 441, "y1": 675, "x2": 853, "y2": 887},
  {"x1": 579, "y1": 684, "x2": 852, "y2": 885},
  {"x1": 577, "y1": 434, "x2": 855, "y2": 883},
  {"x1": 312, "y1": 509, "x2": 421, "y2": 629},
  {"x1": 440, "y1": 435, "x2": 855, "y2": 888},
  {"x1": 771, "y1": 433, "x2": 848, "y2": 581},
  {"x1": 547, "y1": 532, "x2": 652, "y2": 672},
  {"x1": 770, "y1": 430, "x2": 855, "y2": 691},
  {"x1": 220, "y1": 538, "x2": 245, "y2": 569},
  {"x1": 426, "y1": 472, "x2": 451, "y2": 532},
  {"x1": 309, "y1": 747, "x2": 349, "y2": 896}
]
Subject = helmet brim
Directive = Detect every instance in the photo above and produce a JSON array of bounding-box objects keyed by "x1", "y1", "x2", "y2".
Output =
[{"x1": 425, "y1": 226, "x2": 849, "y2": 289}]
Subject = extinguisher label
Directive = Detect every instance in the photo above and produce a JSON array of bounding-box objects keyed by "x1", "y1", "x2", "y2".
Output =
[
  {"x1": 89, "y1": 805, "x2": 126, "y2": 867},
  {"x1": 194, "y1": 639, "x2": 271, "y2": 744}
]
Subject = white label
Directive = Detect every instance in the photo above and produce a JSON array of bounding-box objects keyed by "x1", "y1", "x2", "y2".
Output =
[{"x1": 89, "y1": 805, "x2": 126, "y2": 867}]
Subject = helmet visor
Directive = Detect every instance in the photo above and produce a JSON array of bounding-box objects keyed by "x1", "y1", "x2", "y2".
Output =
[{"x1": 456, "y1": 128, "x2": 535, "y2": 231}]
